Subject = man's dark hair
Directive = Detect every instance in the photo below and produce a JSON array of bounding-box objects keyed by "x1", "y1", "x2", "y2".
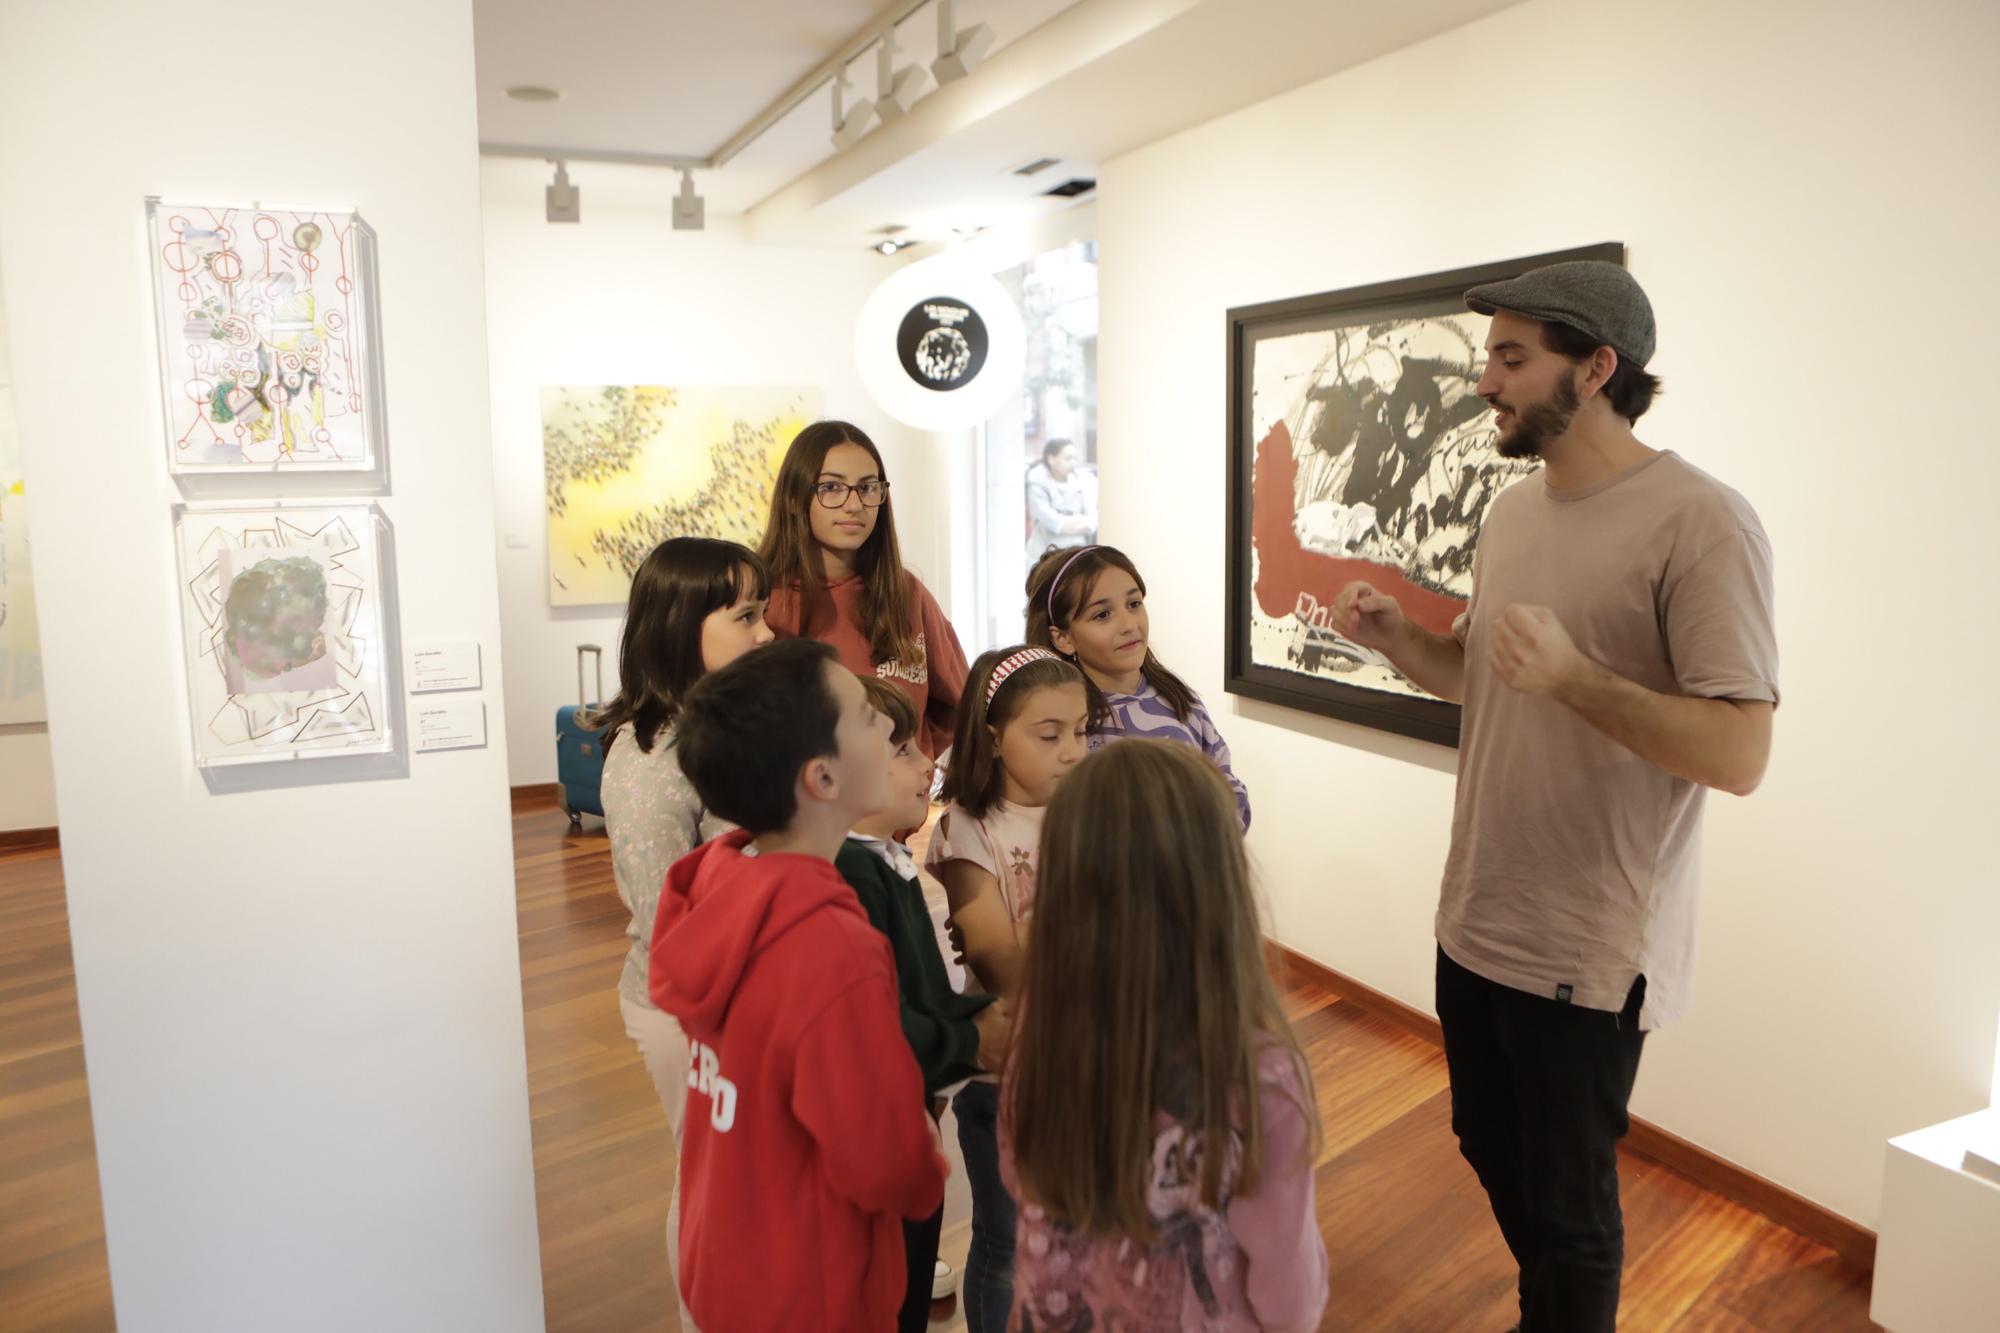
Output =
[
  {"x1": 1041, "y1": 436, "x2": 1073, "y2": 462},
  {"x1": 1540, "y1": 320, "x2": 1662, "y2": 424},
  {"x1": 677, "y1": 638, "x2": 842, "y2": 835}
]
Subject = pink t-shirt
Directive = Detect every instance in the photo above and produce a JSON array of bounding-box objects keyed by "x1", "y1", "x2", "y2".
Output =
[
  {"x1": 922, "y1": 800, "x2": 1044, "y2": 923},
  {"x1": 1000, "y1": 1039, "x2": 1328, "y2": 1332}
]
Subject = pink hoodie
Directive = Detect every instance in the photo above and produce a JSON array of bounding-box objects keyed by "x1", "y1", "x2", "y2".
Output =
[{"x1": 1001, "y1": 1039, "x2": 1328, "y2": 1331}]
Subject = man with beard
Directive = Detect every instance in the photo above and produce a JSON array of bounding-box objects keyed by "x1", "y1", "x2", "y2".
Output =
[{"x1": 1331, "y1": 262, "x2": 1778, "y2": 1332}]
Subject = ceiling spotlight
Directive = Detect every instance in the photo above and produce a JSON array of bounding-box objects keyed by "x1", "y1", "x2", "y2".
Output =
[
  {"x1": 874, "y1": 34, "x2": 930, "y2": 122},
  {"x1": 932, "y1": 0, "x2": 995, "y2": 84},
  {"x1": 874, "y1": 238, "x2": 915, "y2": 256},
  {"x1": 831, "y1": 69, "x2": 875, "y2": 151},
  {"x1": 672, "y1": 168, "x2": 705, "y2": 231},
  {"x1": 545, "y1": 161, "x2": 580, "y2": 223}
]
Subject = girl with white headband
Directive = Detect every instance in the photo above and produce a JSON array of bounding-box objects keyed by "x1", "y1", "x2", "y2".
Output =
[
  {"x1": 922, "y1": 644, "x2": 1088, "y2": 1333},
  {"x1": 1026, "y1": 544, "x2": 1252, "y2": 829}
]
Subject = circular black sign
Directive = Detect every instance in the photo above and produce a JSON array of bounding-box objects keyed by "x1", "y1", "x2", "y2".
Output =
[{"x1": 896, "y1": 296, "x2": 989, "y2": 391}]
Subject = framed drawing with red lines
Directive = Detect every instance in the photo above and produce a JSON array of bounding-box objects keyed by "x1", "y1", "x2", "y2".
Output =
[
  {"x1": 173, "y1": 502, "x2": 396, "y2": 769},
  {"x1": 1223, "y1": 243, "x2": 1623, "y2": 748},
  {"x1": 146, "y1": 198, "x2": 385, "y2": 480}
]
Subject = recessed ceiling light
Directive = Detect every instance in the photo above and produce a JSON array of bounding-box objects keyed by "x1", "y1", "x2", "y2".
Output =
[{"x1": 506, "y1": 85, "x2": 563, "y2": 103}]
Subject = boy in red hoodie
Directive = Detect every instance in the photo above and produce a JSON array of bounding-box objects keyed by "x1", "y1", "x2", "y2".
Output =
[{"x1": 650, "y1": 638, "x2": 948, "y2": 1332}]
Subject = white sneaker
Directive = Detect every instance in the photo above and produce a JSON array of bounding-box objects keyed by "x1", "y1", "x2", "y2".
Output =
[{"x1": 931, "y1": 1258, "x2": 956, "y2": 1300}]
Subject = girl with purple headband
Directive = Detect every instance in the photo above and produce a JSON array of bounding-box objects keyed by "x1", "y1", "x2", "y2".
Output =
[
  {"x1": 1026, "y1": 544, "x2": 1253, "y2": 829},
  {"x1": 923, "y1": 644, "x2": 1088, "y2": 1333}
]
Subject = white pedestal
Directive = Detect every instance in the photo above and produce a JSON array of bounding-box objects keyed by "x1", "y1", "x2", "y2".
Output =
[{"x1": 1871, "y1": 1109, "x2": 2000, "y2": 1331}]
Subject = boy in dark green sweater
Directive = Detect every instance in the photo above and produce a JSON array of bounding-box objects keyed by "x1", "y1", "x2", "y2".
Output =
[{"x1": 839, "y1": 676, "x2": 1011, "y2": 1332}]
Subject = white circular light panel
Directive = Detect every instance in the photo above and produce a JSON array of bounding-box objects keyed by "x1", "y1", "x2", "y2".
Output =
[{"x1": 854, "y1": 255, "x2": 1025, "y2": 431}]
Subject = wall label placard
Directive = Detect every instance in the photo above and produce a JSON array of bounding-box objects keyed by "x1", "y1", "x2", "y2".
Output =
[
  {"x1": 414, "y1": 698, "x2": 485, "y2": 753},
  {"x1": 409, "y1": 641, "x2": 481, "y2": 693}
]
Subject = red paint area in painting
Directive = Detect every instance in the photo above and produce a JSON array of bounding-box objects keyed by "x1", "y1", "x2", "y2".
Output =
[{"x1": 1252, "y1": 421, "x2": 1466, "y2": 636}]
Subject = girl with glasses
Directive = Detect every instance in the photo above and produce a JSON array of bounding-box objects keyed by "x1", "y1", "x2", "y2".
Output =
[{"x1": 758, "y1": 420, "x2": 969, "y2": 757}]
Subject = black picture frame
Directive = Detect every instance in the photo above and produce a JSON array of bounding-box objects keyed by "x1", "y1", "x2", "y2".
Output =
[{"x1": 1223, "y1": 242, "x2": 1625, "y2": 747}]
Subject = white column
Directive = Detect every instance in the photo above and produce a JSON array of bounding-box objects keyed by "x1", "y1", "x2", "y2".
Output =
[{"x1": 0, "y1": 2, "x2": 544, "y2": 1329}]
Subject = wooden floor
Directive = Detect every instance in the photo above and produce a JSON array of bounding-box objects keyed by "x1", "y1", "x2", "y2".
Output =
[
  {"x1": 0, "y1": 841, "x2": 114, "y2": 1333},
  {"x1": 0, "y1": 806, "x2": 1879, "y2": 1331}
]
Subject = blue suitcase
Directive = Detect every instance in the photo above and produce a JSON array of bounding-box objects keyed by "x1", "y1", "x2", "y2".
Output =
[{"x1": 556, "y1": 644, "x2": 608, "y2": 829}]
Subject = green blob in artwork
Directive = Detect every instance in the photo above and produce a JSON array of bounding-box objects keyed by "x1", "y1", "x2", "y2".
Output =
[{"x1": 223, "y1": 555, "x2": 329, "y2": 682}]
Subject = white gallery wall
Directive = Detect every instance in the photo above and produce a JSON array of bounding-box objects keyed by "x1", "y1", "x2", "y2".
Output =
[
  {"x1": 480, "y1": 170, "x2": 954, "y2": 787},
  {"x1": 0, "y1": 714, "x2": 53, "y2": 832},
  {"x1": 1096, "y1": 0, "x2": 2000, "y2": 1229},
  {"x1": 0, "y1": 721, "x2": 54, "y2": 835},
  {"x1": 0, "y1": 2, "x2": 544, "y2": 1329}
]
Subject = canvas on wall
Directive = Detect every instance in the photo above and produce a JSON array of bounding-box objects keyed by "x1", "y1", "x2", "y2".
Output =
[
  {"x1": 0, "y1": 329, "x2": 41, "y2": 725},
  {"x1": 147, "y1": 199, "x2": 382, "y2": 475},
  {"x1": 175, "y1": 504, "x2": 393, "y2": 767},
  {"x1": 1225, "y1": 244, "x2": 1623, "y2": 746},
  {"x1": 0, "y1": 364, "x2": 40, "y2": 720},
  {"x1": 542, "y1": 385, "x2": 820, "y2": 606}
]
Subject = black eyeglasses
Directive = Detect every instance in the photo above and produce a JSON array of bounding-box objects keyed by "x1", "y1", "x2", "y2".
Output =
[{"x1": 814, "y1": 479, "x2": 890, "y2": 509}]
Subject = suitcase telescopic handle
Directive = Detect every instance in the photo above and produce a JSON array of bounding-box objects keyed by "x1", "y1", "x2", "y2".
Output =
[{"x1": 578, "y1": 644, "x2": 604, "y2": 708}]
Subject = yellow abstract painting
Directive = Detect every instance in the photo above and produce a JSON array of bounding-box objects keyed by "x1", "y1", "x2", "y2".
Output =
[
  {"x1": 0, "y1": 272, "x2": 44, "y2": 724},
  {"x1": 542, "y1": 385, "x2": 820, "y2": 606}
]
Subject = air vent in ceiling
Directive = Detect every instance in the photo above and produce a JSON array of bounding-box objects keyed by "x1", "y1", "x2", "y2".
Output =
[
  {"x1": 1043, "y1": 177, "x2": 1096, "y2": 198},
  {"x1": 1011, "y1": 156, "x2": 1061, "y2": 177}
]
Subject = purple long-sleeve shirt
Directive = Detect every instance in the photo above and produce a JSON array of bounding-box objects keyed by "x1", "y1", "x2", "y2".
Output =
[{"x1": 1090, "y1": 681, "x2": 1252, "y2": 830}]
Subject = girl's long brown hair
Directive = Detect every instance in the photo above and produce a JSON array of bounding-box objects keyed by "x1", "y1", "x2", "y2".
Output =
[
  {"x1": 938, "y1": 646, "x2": 1085, "y2": 820},
  {"x1": 757, "y1": 420, "x2": 923, "y2": 671},
  {"x1": 590, "y1": 538, "x2": 769, "y2": 754},
  {"x1": 1006, "y1": 740, "x2": 1317, "y2": 1241},
  {"x1": 1024, "y1": 544, "x2": 1196, "y2": 730}
]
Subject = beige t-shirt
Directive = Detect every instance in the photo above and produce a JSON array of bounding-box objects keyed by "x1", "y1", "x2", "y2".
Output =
[
  {"x1": 1438, "y1": 451, "x2": 1778, "y2": 1029},
  {"x1": 601, "y1": 725, "x2": 730, "y2": 1008}
]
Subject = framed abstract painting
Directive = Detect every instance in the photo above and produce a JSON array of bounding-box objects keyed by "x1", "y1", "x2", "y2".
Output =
[
  {"x1": 0, "y1": 293, "x2": 41, "y2": 724},
  {"x1": 1224, "y1": 243, "x2": 1623, "y2": 747},
  {"x1": 541, "y1": 385, "x2": 820, "y2": 606},
  {"x1": 147, "y1": 198, "x2": 385, "y2": 479},
  {"x1": 174, "y1": 502, "x2": 395, "y2": 768}
]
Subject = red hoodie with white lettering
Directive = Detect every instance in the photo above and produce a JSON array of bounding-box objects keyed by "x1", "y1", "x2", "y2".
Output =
[{"x1": 650, "y1": 828, "x2": 946, "y2": 1332}]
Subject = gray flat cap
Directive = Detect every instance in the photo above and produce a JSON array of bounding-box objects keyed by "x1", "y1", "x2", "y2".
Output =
[{"x1": 1465, "y1": 261, "x2": 1655, "y2": 368}]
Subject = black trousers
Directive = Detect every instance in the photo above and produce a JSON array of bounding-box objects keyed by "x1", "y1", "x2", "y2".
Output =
[
  {"x1": 898, "y1": 1204, "x2": 943, "y2": 1333},
  {"x1": 899, "y1": 1095, "x2": 949, "y2": 1333},
  {"x1": 1436, "y1": 947, "x2": 1647, "y2": 1333}
]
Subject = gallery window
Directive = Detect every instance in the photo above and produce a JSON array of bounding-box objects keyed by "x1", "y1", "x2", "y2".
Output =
[{"x1": 968, "y1": 239, "x2": 1098, "y2": 653}]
